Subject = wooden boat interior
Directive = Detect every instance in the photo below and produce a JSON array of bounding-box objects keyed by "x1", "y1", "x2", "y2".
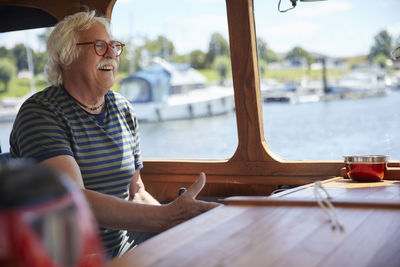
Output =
[{"x1": 1, "y1": 0, "x2": 399, "y2": 203}]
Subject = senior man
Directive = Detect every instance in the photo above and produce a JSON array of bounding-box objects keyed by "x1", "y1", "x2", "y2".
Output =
[{"x1": 10, "y1": 10, "x2": 218, "y2": 258}]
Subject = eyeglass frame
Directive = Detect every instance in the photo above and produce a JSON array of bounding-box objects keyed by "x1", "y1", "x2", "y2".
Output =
[{"x1": 76, "y1": 40, "x2": 125, "y2": 57}]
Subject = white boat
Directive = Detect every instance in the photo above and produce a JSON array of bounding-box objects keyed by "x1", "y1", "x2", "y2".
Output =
[
  {"x1": 119, "y1": 57, "x2": 235, "y2": 122},
  {"x1": 326, "y1": 67, "x2": 390, "y2": 99}
]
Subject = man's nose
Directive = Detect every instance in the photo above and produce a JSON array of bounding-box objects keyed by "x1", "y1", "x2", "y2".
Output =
[{"x1": 104, "y1": 44, "x2": 116, "y2": 58}]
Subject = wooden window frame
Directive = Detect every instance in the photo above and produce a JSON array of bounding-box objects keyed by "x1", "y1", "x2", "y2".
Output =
[
  {"x1": 139, "y1": 0, "x2": 345, "y2": 201},
  {"x1": 2, "y1": 0, "x2": 398, "y2": 202},
  {"x1": 139, "y1": 0, "x2": 400, "y2": 201}
]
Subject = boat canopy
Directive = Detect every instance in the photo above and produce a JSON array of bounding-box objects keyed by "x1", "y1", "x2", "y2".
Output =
[
  {"x1": 120, "y1": 57, "x2": 207, "y2": 103},
  {"x1": 120, "y1": 67, "x2": 170, "y2": 103}
]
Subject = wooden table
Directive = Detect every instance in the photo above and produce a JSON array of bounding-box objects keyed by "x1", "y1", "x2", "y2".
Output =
[{"x1": 108, "y1": 177, "x2": 400, "y2": 267}]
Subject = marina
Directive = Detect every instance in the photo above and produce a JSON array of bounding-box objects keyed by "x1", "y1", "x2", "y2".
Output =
[{"x1": 262, "y1": 67, "x2": 392, "y2": 104}]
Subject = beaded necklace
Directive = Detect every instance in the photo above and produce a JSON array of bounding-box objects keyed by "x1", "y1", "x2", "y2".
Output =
[{"x1": 74, "y1": 98, "x2": 105, "y2": 111}]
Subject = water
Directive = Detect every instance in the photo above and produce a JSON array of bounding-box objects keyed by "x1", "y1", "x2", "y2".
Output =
[
  {"x1": 263, "y1": 91, "x2": 400, "y2": 160},
  {"x1": 0, "y1": 122, "x2": 14, "y2": 154},
  {"x1": 1, "y1": 91, "x2": 400, "y2": 160}
]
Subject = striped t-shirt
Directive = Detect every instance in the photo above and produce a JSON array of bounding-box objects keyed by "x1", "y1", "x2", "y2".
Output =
[{"x1": 10, "y1": 85, "x2": 143, "y2": 255}]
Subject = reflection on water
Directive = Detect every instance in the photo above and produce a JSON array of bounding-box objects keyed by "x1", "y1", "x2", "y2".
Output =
[
  {"x1": 139, "y1": 112, "x2": 237, "y2": 160},
  {"x1": 263, "y1": 91, "x2": 400, "y2": 161},
  {"x1": 1, "y1": 91, "x2": 400, "y2": 160}
]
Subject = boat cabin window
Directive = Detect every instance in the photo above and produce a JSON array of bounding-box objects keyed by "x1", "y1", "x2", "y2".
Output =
[
  {"x1": 0, "y1": 27, "x2": 51, "y2": 152},
  {"x1": 255, "y1": 0, "x2": 400, "y2": 161},
  {"x1": 119, "y1": 77, "x2": 153, "y2": 103},
  {"x1": 0, "y1": 1, "x2": 238, "y2": 159},
  {"x1": 111, "y1": 0, "x2": 237, "y2": 159}
]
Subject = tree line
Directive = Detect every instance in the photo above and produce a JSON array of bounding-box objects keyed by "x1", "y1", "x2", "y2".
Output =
[{"x1": 0, "y1": 29, "x2": 398, "y2": 91}]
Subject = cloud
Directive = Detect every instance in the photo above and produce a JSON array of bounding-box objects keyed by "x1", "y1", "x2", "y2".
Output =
[
  {"x1": 174, "y1": 14, "x2": 227, "y2": 33},
  {"x1": 261, "y1": 20, "x2": 319, "y2": 39},
  {"x1": 164, "y1": 14, "x2": 229, "y2": 53},
  {"x1": 295, "y1": 1, "x2": 353, "y2": 18},
  {"x1": 387, "y1": 23, "x2": 400, "y2": 37},
  {"x1": 378, "y1": 0, "x2": 400, "y2": 8},
  {"x1": 0, "y1": 28, "x2": 45, "y2": 51},
  {"x1": 258, "y1": 21, "x2": 320, "y2": 54}
]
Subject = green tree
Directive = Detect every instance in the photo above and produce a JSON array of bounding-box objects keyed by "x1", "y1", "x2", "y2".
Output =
[
  {"x1": 368, "y1": 30, "x2": 392, "y2": 62},
  {"x1": 205, "y1": 33, "x2": 229, "y2": 68},
  {"x1": 119, "y1": 39, "x2": 143, "y2": 74},
  {"x1": 213, "y1": 55, "x2": 231, "y2": 84},
  {"x1": 0, "y1": 46, "x2": 15, "y2": 63},
  {"x1": 373, "y1": 53, "x2": 389, "y2": 68},
  {"x1": 395, "y1": 35, "x2": 400, "y2": 48},
  {"x1": 33, "y1": 51, "x2": 47, "y2": 74},
  {"x1": 265, "y1": 49, "x2": 280, "y2": 63},
  {"x1": 0, "y1": 58, "x2": 17, "y2": 91},
  {"x1": 118, "y1": 52, "x2": 130, "y2": 73},
  {"x1": 189, "y1": 49, "x2": 206, "y2": 69},
  {"x1": 285, "y1": 46, "x2": 313, "y2": 68},
  {"x1": 257, "y1": 38, "x2": 280, "y2": 63},
  {"x1": 12, "y1": 44, "x2": 28, "y2": 71},
  {"x1": 116, "y1": 39, "x2": 130, "y2": 73},
  {"x1": 258, "y1": 59, "x2": 268, "y2": 78},
  {"x1": 144, "y1": 35, "x2": 175, "y2": 60},
  {"x1": 171, "y1": 54, "x2": 186, "y2": 64}
]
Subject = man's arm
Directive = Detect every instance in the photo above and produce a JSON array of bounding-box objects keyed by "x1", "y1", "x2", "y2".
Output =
[
  {"x1": 39, "y1": 155, "x2": 219, "y2": 233},
  {"x1": 129, "y1": 169, "x2": 160, "y2": 205}
]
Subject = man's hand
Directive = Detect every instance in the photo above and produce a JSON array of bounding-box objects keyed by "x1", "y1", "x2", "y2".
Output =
[
  {"x1": 163, "y1": 172, "x2": 221, "y2": 229},
  {"x1": 129, "y1": 170, "x2": 160, "y2": 205}
]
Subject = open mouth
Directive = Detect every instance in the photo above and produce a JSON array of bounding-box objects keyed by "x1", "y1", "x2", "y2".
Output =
[{"x1": 98, "y1": 65, "x2": 113, "y2": 71}]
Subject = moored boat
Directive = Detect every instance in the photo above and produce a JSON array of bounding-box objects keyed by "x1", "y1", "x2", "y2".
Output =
[
  {"x1": 262, "y1": 67, "x2": 391, "y2": 104},
  {"x1": 119, "y1": 57, "x2": 235, "y2": 122}
]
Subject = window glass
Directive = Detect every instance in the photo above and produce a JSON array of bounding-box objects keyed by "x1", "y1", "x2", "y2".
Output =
[
  {"x1": 0, "y1": 27, "x2": 49, "y2": 152},
  {"x1": 0, "y1": 1, "x2": 237, "y2": 159},
  {"x1": 111, "y1": 0, "x2": 236, "y2": 159},
  {"x1": 255, "y1": 0, "x2": 400, "y2": 160}
]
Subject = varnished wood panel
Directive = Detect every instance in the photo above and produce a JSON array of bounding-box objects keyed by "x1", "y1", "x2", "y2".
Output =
[
  {"x1": 145, "y1": 181, "x2": 280, "y2": 203},
  {"x1": 108, "y1": 178, "x2": 400, "y2": 267},
  {"x1": 0, "y1": 0, "x2": 116, "y2": 22},
  {"x1": 112, "y1": 207, "x2": 399, "y2": 267}
]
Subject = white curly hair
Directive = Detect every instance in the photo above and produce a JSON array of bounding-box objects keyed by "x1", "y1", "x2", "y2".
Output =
[{"x1": 45, "y1": 10, "x2": 111, "y2": 86}]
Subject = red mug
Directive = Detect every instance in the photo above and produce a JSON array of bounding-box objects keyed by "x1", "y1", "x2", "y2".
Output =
[{"x1": 344, "y1": 155, "x2": 388, "y2": 182}]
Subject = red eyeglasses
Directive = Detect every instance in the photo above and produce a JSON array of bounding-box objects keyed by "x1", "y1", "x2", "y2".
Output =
[{"x1": 76, "y1": 40, "x2": 125, "y2": 57}]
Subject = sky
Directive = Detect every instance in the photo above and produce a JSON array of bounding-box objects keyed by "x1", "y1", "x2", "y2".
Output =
[{"x1": 1, "y1": 0, "x2": 400, "y2": 58}]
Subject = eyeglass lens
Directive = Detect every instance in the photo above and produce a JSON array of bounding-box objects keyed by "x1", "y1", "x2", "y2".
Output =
[{"x1": 95, "y1": 40, "x2": 123, "y2": 56}]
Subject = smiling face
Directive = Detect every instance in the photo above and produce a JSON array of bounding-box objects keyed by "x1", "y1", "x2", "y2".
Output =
[{"x1": 65, "y1": 23, "x2": 119, "y2": 95}]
